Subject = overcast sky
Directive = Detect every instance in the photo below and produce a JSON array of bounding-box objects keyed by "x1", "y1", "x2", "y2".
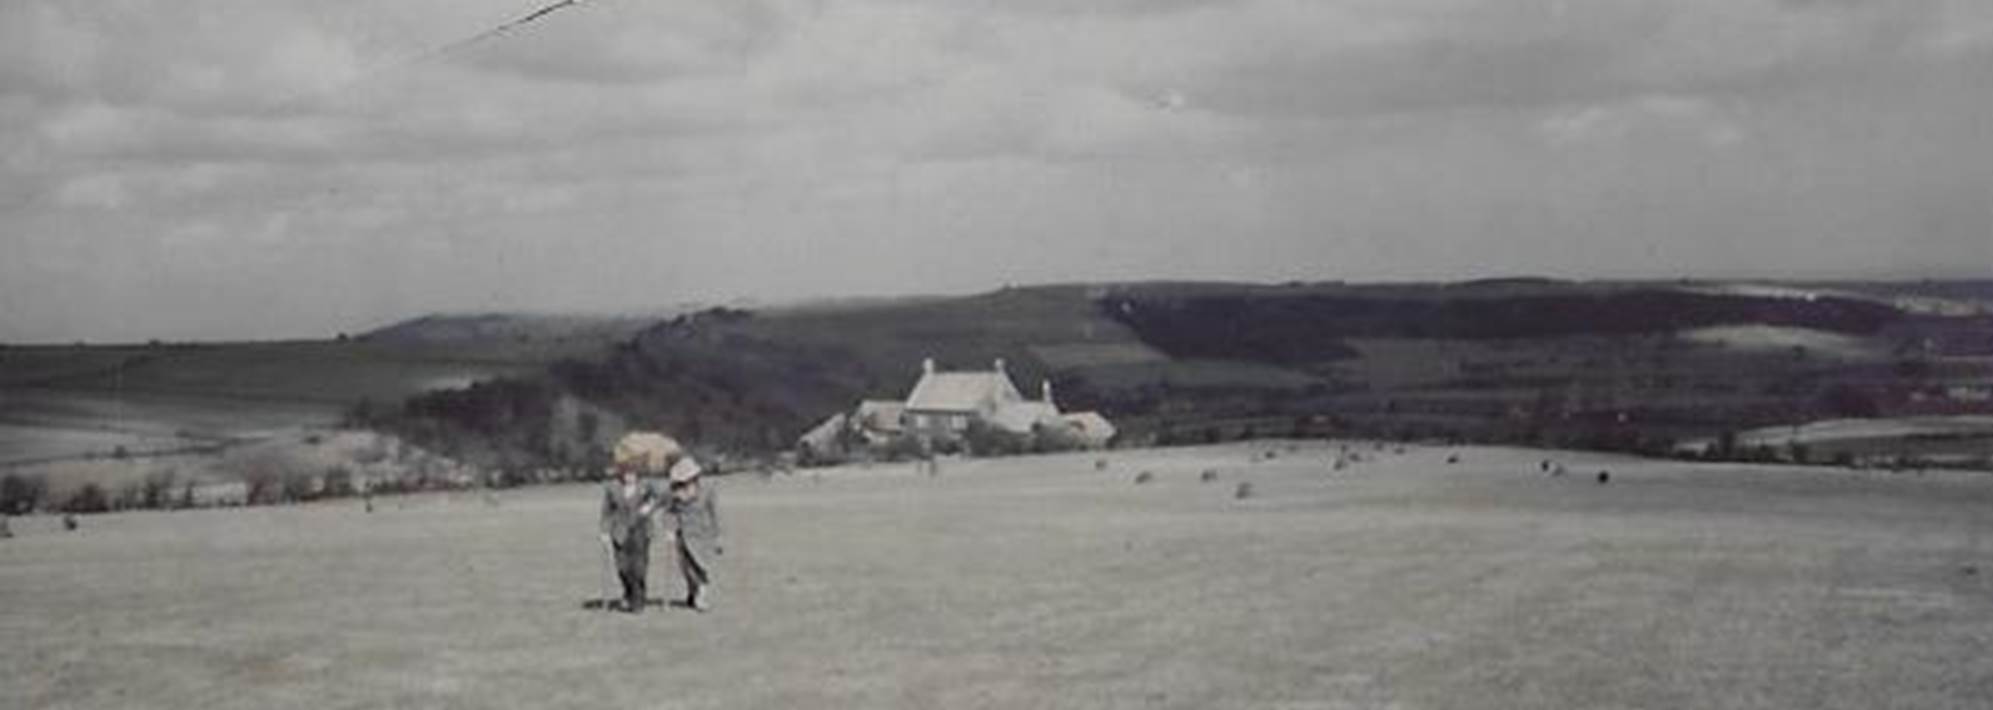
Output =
[{"x1": 4, "y1": 0, "x2": 1990, "y2": 342}]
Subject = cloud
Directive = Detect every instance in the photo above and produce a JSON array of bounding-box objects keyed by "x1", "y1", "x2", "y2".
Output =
[
  {"x1": 3, "y1": 0, "x2": 1991, "y2": 341},
  {"x1": 1539, "y1": 94, "x2": 1745, "y2": 147},
  {"x1": 52, "y1": 173, "x2": 129, "y2": 210}
]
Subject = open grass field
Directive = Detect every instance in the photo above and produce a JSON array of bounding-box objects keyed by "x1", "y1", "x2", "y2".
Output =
[{"x1": 5, "y1": 442, "x2": 1991, "y2": 709}]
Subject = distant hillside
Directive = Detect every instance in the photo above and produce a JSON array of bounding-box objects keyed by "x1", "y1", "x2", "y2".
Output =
[
  {"x1": 0, "y1": 313, "x2": 663, "y2": 467},
  {"x1": 363, "y1": 278, "x2": 1993, "y2": 469},
  {"x1": 1099, "y1": 283, "x2": 1902, "y2": 365},
  {"x1": 358, "y1": 311, "x2": 677, "y2": 346}
]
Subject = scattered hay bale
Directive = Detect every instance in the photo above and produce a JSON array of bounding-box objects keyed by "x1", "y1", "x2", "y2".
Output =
[
  {"x1": 62, "y1": 514, "x2": 78, "y2": 531},
  {"x1": 1200, "y1": 469, "x2": 1219, "y2": 483},
  {"x1": 1133, "y1": 471, "x2": 1155, "y2": 485},
  {"x1": 1596, "y1": 470, "x2": 1611, "y2": 484},
  {"x1": 1445, "y1": 454, "x2": 1460, "y2": 464},
  {"x1": 1094, "y1": 459, "x2": 1109, "y2": 471},
  {"x1": 1234, "y1": 482, "x2": 1254, "y2": 500},
  {"x1": 1539, "y1": 459, "x2": 1552, "y2": 472}
]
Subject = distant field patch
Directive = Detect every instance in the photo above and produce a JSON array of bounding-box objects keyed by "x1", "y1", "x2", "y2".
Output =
[
  {"x1": 1680, "y1": 325, "x2": 1883, "y2": 360},
  {"x1": 1028, "y1": 342, "x2": 1167, "y2": 370},
  {"x1": 0, "y1": 424, "x2": 193, "y2": 464},
  {"x1": 1738, "y1": 416, "x2": 1993, "y2": 447},
  {"x1": 1074, "y1": 359, "x2": 1321, "y2": 389}
]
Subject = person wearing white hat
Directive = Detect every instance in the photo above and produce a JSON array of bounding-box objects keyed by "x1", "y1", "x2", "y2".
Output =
[
  {"x1": 599, "y1": 432, "x2": 676, "y2": 613},
  {"x1": 662, "y1": 456, "x2": 721, "y2": 611}
]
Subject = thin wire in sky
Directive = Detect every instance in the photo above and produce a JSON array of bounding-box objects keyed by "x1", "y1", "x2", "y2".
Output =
[{"x1": 277, "y1": 0, "x2": 598, "y2": 108}]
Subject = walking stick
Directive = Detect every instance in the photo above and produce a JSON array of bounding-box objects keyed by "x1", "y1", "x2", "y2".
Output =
[{"x1": 599, "y1": 535, "x2": 617, "y2": 612}]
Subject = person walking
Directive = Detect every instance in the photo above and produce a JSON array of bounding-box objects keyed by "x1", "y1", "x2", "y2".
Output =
[
  {"x1": 600, "y1": 432, "x2": 676, "y2": 613},
  {"x1": 663, "y1": 457, "x2": 721, "y2": 612}
]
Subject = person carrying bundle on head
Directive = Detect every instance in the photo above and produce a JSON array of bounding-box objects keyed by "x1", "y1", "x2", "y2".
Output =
[
  {"x1": 600, "y1": 432, "x2": 676, "y2": 613},
  {"x1": 662, "y1": 456, "x2": 722, "y2": 612}
]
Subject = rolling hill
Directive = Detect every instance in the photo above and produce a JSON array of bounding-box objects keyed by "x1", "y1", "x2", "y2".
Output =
[
  {"x1": 8, "y1": 278, "x2": 1990, "y2": 504},
  {"x1": 362, "y1": 279, "x2": 1993, "y2": 471}
]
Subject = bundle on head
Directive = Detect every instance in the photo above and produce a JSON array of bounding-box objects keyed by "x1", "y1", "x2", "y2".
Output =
[{"x1": 612, "y1": 431, "x2": 682, "y2": 475}]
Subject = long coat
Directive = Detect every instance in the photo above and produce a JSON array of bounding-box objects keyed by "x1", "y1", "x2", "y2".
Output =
[
  {"x1": 664, "y1": 483, "x2": 720, "y2": 559},
  {"x1": 600, "y1": 480, "x2": 660, "y2": 546}
]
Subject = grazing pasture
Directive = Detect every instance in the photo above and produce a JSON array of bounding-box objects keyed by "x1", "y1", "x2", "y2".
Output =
[{"x1": 5, "y1": 442, "x2": 1991, "y2": 709}]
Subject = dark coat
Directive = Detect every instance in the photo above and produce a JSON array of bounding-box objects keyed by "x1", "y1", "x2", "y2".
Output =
[{"x1": 600, "y1": 479, "x2": 660, "y2": 546}]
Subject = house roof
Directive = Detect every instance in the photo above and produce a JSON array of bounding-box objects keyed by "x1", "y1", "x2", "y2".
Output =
[
  {"x1": 799, "y1": 412, "x2": 847, "y2": 449},
  {"x1": 905, "y1": 370, "x2": 1023, "y2": 413}
]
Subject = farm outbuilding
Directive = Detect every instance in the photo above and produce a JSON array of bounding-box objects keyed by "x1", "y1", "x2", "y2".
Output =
[
  {"x1": 1054, "y1": 411, "x2": 1117, "y2": 449},
  {"x1": 853, "y1": 400, "x2": 906, "y2": 443}
]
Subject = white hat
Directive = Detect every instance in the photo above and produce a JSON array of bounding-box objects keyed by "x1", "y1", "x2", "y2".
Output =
[
  {"x1": 668, "y1": 457, "x2": 704, "y2": 483},
  {"x1": 612, "y1": 432, "x2": 681, "y2": 474}
]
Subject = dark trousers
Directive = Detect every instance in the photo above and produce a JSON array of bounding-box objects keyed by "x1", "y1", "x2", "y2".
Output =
[{"x1": 614, "y1": 535, "x2": 650, "y2": 611}]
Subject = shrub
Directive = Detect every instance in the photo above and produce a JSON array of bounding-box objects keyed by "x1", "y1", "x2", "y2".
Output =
[
  {"x1": 876, "y1": 434, "x2": 928, "y2": 462},
  {"x1": 322, "y1": 466, "x2": 357, "y2": 498},
  {"x1": 1, "y1": 473, "x2": 47, "y2": 515},
  {"x1": 141, "y1": 469, "x2": 178, "y2": 509},
  {"x1": 963, "y1": 421, "x2": 1029, "y2": 457},
  {"x1": 64, "y1": 484, "x2": 110, "y2": 514},
  {"x1": 281, "y1": 472, "x2": 316, "y2": 503}
]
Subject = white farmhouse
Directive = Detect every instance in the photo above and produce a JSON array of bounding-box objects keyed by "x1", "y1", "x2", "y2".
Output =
[{"x1": 801, "y1": 357, "x2": 1118, "y2": 455}]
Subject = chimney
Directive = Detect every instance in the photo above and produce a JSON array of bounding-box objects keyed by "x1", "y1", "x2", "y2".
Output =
[
  {"x1": 1041, "y1": 379, "x2": 1054, "y2": 405},
  {"x1": 922, "y1": 357, "x2": 935, "y2": 375},
  {"x1": 993, "y1": 358, "x2": 1006, "y2": 375}
]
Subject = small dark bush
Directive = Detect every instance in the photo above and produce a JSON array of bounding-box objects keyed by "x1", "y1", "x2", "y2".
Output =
[{"x1": 64, "y1": 484, "x2": 110, "y2": 514}]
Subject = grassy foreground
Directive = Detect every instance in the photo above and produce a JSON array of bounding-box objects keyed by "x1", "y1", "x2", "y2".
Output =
[{"x1": 4, "y1": 442, "x2": 1992, "y2": 709}]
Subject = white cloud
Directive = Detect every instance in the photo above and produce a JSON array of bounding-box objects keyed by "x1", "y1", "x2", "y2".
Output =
[
  {"x1": 1539, "y1": 94, "x2": 1745, "y2": 147},
  {"x1": 53, "y1": 173, "x2": 129, "y2": 210},
  {"x1": 3, "y1": 0, "x2": 1991, "y2": 340}
]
